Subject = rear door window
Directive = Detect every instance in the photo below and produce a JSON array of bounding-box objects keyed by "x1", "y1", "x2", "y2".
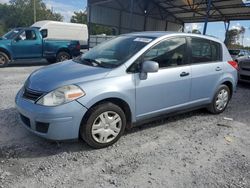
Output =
[{"x1": 189, "y1": 37, "x2": 221, "y2": 64}]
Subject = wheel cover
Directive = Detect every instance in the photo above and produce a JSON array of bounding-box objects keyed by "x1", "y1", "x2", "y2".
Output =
[
  {"x1": 91, "y1": 111, "x2": 122, "y2": 144},
  {"x1": 0, "y1": 55, "x2": 6, "y2": 65},
  {"x1": 59, "y1": 55, "x2": 69, "y2": 62},
  {"x1": 215, "y1": 89, "x2": 229, "y2": 111}
]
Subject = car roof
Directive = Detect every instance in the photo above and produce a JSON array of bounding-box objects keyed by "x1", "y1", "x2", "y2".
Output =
[{"x1": 124, "y1": 31, "x2": 222, "y2": 44}]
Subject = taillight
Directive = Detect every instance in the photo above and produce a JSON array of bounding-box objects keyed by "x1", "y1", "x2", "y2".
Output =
[
  {"x1": 228, "y1": 61, "x2": 238, "y2": 70},
  {"x1": 76, "y1": 44, "x2": 81, "y2": 50}
]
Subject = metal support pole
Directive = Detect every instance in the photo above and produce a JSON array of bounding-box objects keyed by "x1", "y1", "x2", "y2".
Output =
[
  {"x1": 87, "y1": 1, "x2": 92, "y2": 49},
  {"x1": 224, "y1": 20, "x2": 230, "y2": 43},
  {"x1": 129, "y1": 0, "x2": 134, "y2": 32},
  {"x1": 165, "y1": 21, "x2": 168, "y2": 31},
  {"x1": 34, "y1": 0, "x2": 36, "y2": 23},
  {"x1": 203, "y1": 0, "x2": 212, "y2": 35},
  {"x1": 118, "y1": 10, "x2": 122, "y2": 34}
]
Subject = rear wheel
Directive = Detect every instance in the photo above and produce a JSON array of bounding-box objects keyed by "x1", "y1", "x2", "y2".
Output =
[
  {"x1": 80, "y1": 103, "x2": 126, "y2": 149},
  {"x1": 207, "y1": 84, "x2": 230, "y2": 114},
  {"x1": 56, "y1": 51, "x2": 71, "y2": 62},
  {"x1": 0, "y1": 52, "x2": 10, "y2": 67}
]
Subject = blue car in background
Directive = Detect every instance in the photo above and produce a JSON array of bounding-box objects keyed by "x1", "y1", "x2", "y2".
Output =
[
  {"x1": 16, "y1": 32, "x2": 238, "y2": 148},
  {"x1": 0, "y1": 27, "x2": 81, "y2": 67}
]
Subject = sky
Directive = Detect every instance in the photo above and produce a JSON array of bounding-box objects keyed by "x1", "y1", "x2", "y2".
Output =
[
  {"x1": 43, "y1": 0, "x2": 87, "y2": 21},
  {"x1": 0, "y1": 0, "x2": 250, "y2": 46},
  {"x1": 185, "y1": 21, "x2": 250, "y2": 46}
]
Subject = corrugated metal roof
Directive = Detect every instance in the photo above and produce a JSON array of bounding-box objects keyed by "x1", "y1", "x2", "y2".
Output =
[{"x1": 89, "y1": 0, "x2": 250, "y2": 23}]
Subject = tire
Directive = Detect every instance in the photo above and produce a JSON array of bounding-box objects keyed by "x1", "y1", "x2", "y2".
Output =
[
  {"x1": 207, "y1": 84, "x2": 230, "y2": 114},
  {"x1": 0, "y1": 52, "x2": 10, "y2": 67},
  {"x1": 56, "y1": 51, "x2": 71, "y2": 62},
  {"x1": 80, "y1": 102, "x2": 126, "y2": 149},
  {"x1": 46, "y1": 58, "x2": 56, "y2": 64}
]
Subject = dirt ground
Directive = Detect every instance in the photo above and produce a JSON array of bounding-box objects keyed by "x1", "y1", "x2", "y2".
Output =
[{"x1": 0, "y1": 64, "x2": 250, "y2": 188}]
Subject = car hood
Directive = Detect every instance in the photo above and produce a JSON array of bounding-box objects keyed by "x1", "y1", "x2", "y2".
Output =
[
  {"x1": 0, "y1": 38, "x2": 11, "y2": 44},
  {"x1": 26, "y1": 60, "x2": 111, "y2": 92}
]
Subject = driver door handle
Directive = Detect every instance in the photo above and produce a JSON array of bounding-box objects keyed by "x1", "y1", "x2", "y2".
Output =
[{"x1": 180, "y1": 72, "x2": 190, "y2": 77}]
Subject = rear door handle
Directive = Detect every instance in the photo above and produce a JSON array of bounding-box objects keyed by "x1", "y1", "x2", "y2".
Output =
[
  {"x1": 215, "y1": 67, "x2": 222, "y2": 71},
  {"x1": 180, "y1": 72, "x2": 190, "y2": 77}
]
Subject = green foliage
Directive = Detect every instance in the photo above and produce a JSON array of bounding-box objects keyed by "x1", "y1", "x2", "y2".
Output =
[
  {"x1": 0, "y1": 0, "x2": 63, "y2": 35},
  {"x1": 225, "y1": 27, "x2": 247, "y2": 48},
  {"x1": 70, "y1": 11, "x2": 113, "y2": 35},
  {"x1": 191, "y1": 29, "x2": 201, "y2": 34},
  {"x1": 70, "y1": 11, "x2": 87, "y2": 24}
]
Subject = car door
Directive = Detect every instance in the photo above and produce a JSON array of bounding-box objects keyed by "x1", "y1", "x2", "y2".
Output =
[
  {"x1": 11, "y1": 29, "x2": 42, "y2": 59},
  {"x1": 188, "y1": 37, "x2": 224, "y2": 103},
  {"x1": 134, "y1": 37, "x2": 191, "y2": 121}
]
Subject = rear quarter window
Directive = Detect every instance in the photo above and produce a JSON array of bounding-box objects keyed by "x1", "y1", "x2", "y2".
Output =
[{"x1": 189, "y1": 37, "x2": 222, "y2": 64}]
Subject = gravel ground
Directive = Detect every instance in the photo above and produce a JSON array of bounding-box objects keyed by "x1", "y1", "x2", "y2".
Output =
[{"x1": 0, "y1": 64, "x2": 250, "y2": 188}]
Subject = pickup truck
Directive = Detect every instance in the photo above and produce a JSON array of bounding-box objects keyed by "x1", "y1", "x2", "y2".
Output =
[{"x1": 0, "y1": 27, "x2": 81, "y2": 67}]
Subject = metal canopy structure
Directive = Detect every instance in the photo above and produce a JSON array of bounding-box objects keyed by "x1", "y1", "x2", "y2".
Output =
[
  {"x1": 87, "y1": 0, "x2": 250, "y2": 35},
  {"x1": 159, "y1": 0, "x2": 250, "y2": 23}
]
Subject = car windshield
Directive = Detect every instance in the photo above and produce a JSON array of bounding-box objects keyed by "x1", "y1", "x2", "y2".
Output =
[
  {"x1": 2, "y1": 29, "x2": 22, "y2": 39},
  {"x1": 229, "y1": 50, "x2": 240, "y2": 55},
  {"x1": 74, "y1": 35, "x2": 155, "y2": 68}
]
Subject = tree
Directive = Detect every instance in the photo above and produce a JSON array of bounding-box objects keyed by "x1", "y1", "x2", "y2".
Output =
[
  {"x1": 70, "y1": 11, "x2": 87, "y2": 24},
  {"x1": 224, "y1": 29, "x2": 240, "y2": 48},
  {"x1": 191, "y1": 29, "x2": 201, "y2": 34},
  {"x1": 0, "y1": 0, "x2": 63, "y2": 35},
  {"x1": 239, "y1": 26, "x2": 246, "y2": 46},
  {"x1": 70, "y1": 11, "x2": 113, "y2": 35}
]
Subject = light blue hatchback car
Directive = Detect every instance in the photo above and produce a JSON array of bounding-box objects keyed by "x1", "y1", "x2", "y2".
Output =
[{"x1": 16, "y1": 32, "x2": 238, "y2": 148}]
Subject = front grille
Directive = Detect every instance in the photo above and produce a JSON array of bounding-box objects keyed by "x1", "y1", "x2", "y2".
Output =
[
  {"x1": 240, "y1": 75, "x2": 250, "y2": 81},
  {"x1": 36, "y1": 122, "x2": 49, "y2": 133},
  {"x1": 20, "y1": 114, "x2": 31, "y2": 127},
  {"x1": 23, "y1": 88, "x2": 44, "y2": 101}
]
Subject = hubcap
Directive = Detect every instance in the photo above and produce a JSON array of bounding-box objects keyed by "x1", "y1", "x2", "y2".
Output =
[
  {"x1": 59, "y1": 55, "x2": 69, "y2": 62},
  {"x1": 215, "y1": 89, "x2": 229, "y2": 111},
  {"x1": 91, "y1": 111, "x2": 122, "y2": 144},
  {"x1": 0, "y1": 55, "x2": 5, "y2": 65}
]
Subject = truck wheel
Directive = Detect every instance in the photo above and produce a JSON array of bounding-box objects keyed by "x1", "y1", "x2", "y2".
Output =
[
  {"x1": 80, "y1": 102, "x2": 126, "y2": 149},
  {"x1": 56, "y1": 51, "x2": 71, "y2": 62},
  {"x1": 46, "y1": 58, "x2": 56, "y2": 64},
  {"x1": 0, "y1": 52, "x2": 10, "y2": 67},
  {"x1": 207, "y1": 84, "x2": 230, "y2": 114}
]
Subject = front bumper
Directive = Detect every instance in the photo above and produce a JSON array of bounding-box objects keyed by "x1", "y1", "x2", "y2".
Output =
[{"x1": 15, "y1": 88, "x2": 88, "y2": 140}]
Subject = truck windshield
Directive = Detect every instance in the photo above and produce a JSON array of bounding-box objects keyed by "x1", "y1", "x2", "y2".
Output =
[
  {"x1": 2, "y1": 29, "x2": 22, "y2": 39},
  {"x1": 75, "y1": 35, "x2": 155, "y2": 68}
]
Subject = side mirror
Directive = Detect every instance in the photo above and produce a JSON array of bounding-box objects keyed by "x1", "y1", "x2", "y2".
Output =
[
  {"x1": 140, "y1": 61, "x2": 159, "y2": 80},
  {"x1": 40, "y1": 29, "x2": 48, "y2": 38},
  {"x1": 14, "y1": 36, "x2": 21, "y2": 42}
]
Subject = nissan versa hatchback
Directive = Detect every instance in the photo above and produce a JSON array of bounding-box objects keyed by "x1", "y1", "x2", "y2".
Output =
[{"x1": 16, "y1": 32, "x2": 238, "y2": 148}]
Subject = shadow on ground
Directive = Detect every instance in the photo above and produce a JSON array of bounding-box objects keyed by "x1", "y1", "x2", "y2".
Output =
[{"x1": 0, "y1": 107, "x2": 208, "y2": 159}]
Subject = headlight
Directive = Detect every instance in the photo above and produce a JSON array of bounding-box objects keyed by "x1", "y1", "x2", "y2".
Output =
[{"x1": 36, "y1": 85, "x2": 85, "y2": 106}]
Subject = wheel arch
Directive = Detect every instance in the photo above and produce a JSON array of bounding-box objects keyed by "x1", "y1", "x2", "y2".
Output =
[
  {"x1": 81, "y1": 97, "x2": 133, "y2": 130},
  {"x1": 56, "y1": 48, "x2": 72, "y2": 58},
  {"x1": 0, "y1": 47, "x2": 11, "y2": 60},
  {"x1": 221, "y1": 80, "x2": 233, "y2": 99}
]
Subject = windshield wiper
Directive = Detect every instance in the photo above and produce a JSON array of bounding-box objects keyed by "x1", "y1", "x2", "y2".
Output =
[{"x1": 81, "y1": 58, "x2": 109, "y2": 68}]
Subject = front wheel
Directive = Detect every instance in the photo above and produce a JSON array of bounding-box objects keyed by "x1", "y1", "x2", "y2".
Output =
[
  {"x1": 207, "y1": 84, "x2": 230, "y2": 114},
  {"x1": 56, "y1": 51, "x2": 71, "y2": 62},
  {"x1": 0, "y1": 52, "x2": 10, "y2": 67},
  {"x1": 80, "y1": 103, "x2": 126, "y2": 149}
]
